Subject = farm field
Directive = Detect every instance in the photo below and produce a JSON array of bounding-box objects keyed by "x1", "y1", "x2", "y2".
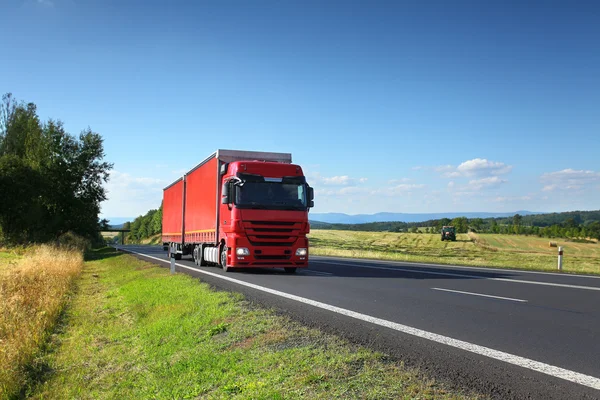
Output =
[{"x1": 309, "y1": 230, "x2": 600, "y2": 274}]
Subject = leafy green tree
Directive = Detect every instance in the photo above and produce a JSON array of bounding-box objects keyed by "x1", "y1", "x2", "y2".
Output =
[
  {"x1": 451, "y1": 217, "x2": 468, "y2": 233},
  {"x1": 471, "y1": 218, "x2": 484, "y2": 232},
  {"x1": 0, "y1": 93, "x2": 112, "y2": 243},
  {"x1": 152, "y1": 205, "x2": 162, "y2": 235},
  {"x1": 0, "y1": 156, "x2": 46, "y2": 242}
]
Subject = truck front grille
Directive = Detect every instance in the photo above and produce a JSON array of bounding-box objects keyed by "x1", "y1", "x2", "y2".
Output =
[
  {"x1": 248, "y1": 241, "x2": 296, "y2": 247},
  {"x1": 245, "y1": 220, "x2": 302, "y2": 247}
]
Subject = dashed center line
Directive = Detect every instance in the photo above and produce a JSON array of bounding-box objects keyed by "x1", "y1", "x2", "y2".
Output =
[{"x1": 313, "y1": 260, "x2": 600, "y2": 291}]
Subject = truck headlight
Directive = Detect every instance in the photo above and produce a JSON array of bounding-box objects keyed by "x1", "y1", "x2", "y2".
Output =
[
  {"x1": 236, "y1": 247, "x2": 250, "y2": 256},
  {"x1": 295, "y1": 248, "x2": 307, "y2": 256}
]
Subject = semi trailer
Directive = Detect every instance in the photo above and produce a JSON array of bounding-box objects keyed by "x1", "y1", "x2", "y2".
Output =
[{"x1": 162, "y1": 149, "x2": 314, "y2": 273}]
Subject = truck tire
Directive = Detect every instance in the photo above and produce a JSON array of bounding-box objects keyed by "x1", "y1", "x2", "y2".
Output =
[
  {"x1": 221, "y1": 247, "x2": 232, "y2": 272},
  {"x1": 284, "y1": 267, "x2": 297, "y2": 274},
  {"x1": 198, "y1": 244, "x2": 207, "y2": 267},
  {"x1": 193, "y1": 246, "x2": 199, "y2": 265}
]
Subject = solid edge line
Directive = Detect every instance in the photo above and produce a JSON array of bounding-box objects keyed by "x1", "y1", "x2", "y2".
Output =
[
  {"x1": 312, "y1": 255, "x2": 600, "y2": 279},
  {"x1": 124, "y1": 248, "x2": 600, "y2": 391},
  {"x1": 431, "y1": 287, "x2": 528, "y2": 302},
  {"x1": 314, "y1": 260, "x2": 600, "y2": 292}
]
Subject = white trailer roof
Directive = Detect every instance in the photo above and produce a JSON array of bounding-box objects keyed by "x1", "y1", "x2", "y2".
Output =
[{"x1": 216, "y1": 149, "x2": 292, "y2": 164}]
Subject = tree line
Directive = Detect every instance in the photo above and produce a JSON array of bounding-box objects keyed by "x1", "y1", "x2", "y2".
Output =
[
  {"x1": 118, "y1": 206, "x2": 163, "y2": 243},
  {"x1": 0, "y1": 93, "x2": 112, "y2": 244},
  {"x1": 311, "y1": 212, "x2": 600, "y2": 240}
]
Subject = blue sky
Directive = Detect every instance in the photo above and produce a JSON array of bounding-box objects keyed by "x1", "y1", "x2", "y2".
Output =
[{"x1": 2, "y1": 0, "x2": 599, "y2": 219}]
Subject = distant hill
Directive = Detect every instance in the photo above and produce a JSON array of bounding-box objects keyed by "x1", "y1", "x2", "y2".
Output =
[{"x1": 309, "y1": 211, "x2": 542, "y2": 224}]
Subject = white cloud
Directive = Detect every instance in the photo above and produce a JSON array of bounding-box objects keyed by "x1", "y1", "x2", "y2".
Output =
[
  {"x1": 434, "y1": 165, "x2": 454, "y2": 172},
  {"x1": 492, "y1": 195, "x2": 532, "y2": 202},
  {"x1": 442, "y1": 171, "x2": 462, "y2": 178},
  {"x1": 306, "y1": 172, "x2": 369, "y2": 187},
  {"x1": 540, "y1": 169, "x2": 600, "y2": 191},
  {"x1": 467, "y1": 176, "x2": 507, "y2": 190},
  {"x1": 423, "y1": 158, "x2": 513, "y2": 180},
  {"x1": 456, "y1": 158, "x2": 513, "y2": 177},
  {"x1": 101, "y1": 171, "x2": 168, "y2": 217},
  {"x1": 321, "y1": 175, "x2": 354, "y2": 185},
  {"x1": 373, "y1": 183, "x2": 426, "y2": 197},
  {"x1": 388, "y1": 178, "x2": 411, "y2": 184},
  {"x1": 447, "y1": 181, "x2": 455, "y2": 188}
]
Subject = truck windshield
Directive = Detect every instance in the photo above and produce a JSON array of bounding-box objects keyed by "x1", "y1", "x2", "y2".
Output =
[{"x1": 235, "y1": 182, "x2": 307, "y2": 210}]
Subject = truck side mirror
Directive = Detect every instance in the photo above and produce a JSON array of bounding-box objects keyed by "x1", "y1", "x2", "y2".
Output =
[
  {"x1": 221, "y1": 183, "x2": 230, "y2": 204},
  {"x1": 307, "y1": 186, "x2": 314, "y2": 208}
]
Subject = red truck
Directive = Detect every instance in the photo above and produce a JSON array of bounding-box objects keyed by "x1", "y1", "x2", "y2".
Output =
[{"x1": 162, "y1": 149, "x2": 314, "y2": 273}]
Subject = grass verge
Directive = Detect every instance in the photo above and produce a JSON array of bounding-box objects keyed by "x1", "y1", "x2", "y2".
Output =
[
  {"x1": 30, "y1": 248, "x2": 477, "y2": 399},
  {"x1": 309, "y1": 230, "x2": 600, "y2": 274},
  {"x1": 0, "y1": 245, "x2": 83, "y2": 398}
]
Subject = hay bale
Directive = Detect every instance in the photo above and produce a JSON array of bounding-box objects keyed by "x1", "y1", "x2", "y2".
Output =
[{"x1": 549, "y1": 241, "x2": 558, "y2": 247}]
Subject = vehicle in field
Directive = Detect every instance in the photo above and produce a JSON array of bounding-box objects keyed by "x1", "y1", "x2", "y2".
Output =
[
  {"x1": 441, "y1": 226, "x2": 456, "y2": 241},
  {"x1": 162, "y1": 149, "x2": 314, "y2": 273}
]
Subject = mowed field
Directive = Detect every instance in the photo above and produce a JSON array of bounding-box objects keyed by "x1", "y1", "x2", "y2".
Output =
[{"x1": 309, "y1": 230, "x2": 600, "y2": 274}]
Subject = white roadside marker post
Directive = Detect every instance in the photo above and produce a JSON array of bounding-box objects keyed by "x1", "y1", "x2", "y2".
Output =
[
  {"x1": 170, "y1": 252, "x2": 176, "y2": 274},
  {"x1": 558, "y1": 246, "x2": 563, "y2": 271}
]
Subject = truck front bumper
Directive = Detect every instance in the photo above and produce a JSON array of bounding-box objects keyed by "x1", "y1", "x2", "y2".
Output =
[{"x1": 224, "y1": 235, "x2": 309, "y2": 268}]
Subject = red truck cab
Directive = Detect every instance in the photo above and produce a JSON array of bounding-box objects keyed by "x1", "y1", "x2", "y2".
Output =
[{"x1": 219, "y1": 160, "x2": 312, "y2": 272}]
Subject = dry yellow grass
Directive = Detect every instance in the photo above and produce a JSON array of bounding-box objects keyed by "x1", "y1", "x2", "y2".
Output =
[{"x1": 0, "y1": 245, "x2": 83, "y2": 398}]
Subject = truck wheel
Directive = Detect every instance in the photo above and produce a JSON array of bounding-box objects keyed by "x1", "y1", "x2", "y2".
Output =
[
  {"x1": 198, "y1": 244, "x2": 207, "y2": 267},
  {"x1": 221, "y1": 247, "x2": 232, "y2": 272},
  {"x1": 175, "y1": 253, "x2": 182, "y2": 260},
  {"x1": 192, "y1": 246, "x2": 197, "y2": 265},
  {"x1": 284, "y1": 267, "x2": 297, "y2": 274}
]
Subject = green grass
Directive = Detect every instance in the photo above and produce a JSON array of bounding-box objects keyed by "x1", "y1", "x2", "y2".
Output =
[
  {"x1": 29, "y1": 248, "x2": 475, "y2": 399},
  {"x1": 309, "y1": 230, "x2": 600, "y2": 274}
]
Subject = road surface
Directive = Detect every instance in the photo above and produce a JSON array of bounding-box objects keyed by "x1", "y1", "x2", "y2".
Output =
[{"x1": 118, "y1": 245, "x2": 600, "y2": 399}]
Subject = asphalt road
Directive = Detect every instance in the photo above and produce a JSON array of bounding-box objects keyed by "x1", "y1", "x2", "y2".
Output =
[{"x1": 118, "y1": 245, "x2": 600, "y2": 399}]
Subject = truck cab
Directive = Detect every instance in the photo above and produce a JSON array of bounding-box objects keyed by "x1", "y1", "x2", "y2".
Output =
[{"x1": 219, "y1": 160, "x2": 313, "y2": 273}]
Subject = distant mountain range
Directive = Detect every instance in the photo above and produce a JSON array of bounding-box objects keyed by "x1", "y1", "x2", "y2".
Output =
[
  {"x1": 107, "y1": 211, "x2": 545, "y2": 228},
  {"x1": 308, "y1": 211, "x2": 542, "y2": 224}
]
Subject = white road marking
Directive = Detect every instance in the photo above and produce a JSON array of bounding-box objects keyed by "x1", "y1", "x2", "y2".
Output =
[
  {"x1": 312, "y1": 256, "x2": 600, "y2": 279},
  {"x1": 124, "y1": 248, "x2": 600, "y2": 390},
  {"x1": 314, "y1": 260, "x2": 600, "y2": 292},
  {"x1": 431, "y1": 287, "x2": 528, "y2": 302}
]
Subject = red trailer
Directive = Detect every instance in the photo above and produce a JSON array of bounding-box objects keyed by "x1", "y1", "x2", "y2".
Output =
[{"x1": 162, "y1": 150, "x2": 314, "y2": 273}]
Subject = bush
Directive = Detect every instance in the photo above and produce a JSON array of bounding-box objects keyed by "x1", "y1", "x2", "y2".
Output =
[{"x1": 55, "y1": 231, "x2": 91, "y2": 252}]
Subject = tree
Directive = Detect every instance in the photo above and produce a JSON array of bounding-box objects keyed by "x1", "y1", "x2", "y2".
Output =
[
  {"x1": 0, "y1": 93, "x2": 112, "y2": 243},
  {"x1": 471, "y1": 218, "x2": 484, "y2": 232},
  {"x1": 152, "y1": 205, "x2": 162, "y2": 235},
  {"x1": 451, "y1": 217, "x2": 468, "y2": 233},
  {"x1": 513, "y1": 214, "x2": 522, "y2": 234},
  {"x1": 130, "y1": 217, "x2": 142, "y2": 240},
  {"x1": 0, "y1": 156, "x2": 46, "y2": 242}
]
